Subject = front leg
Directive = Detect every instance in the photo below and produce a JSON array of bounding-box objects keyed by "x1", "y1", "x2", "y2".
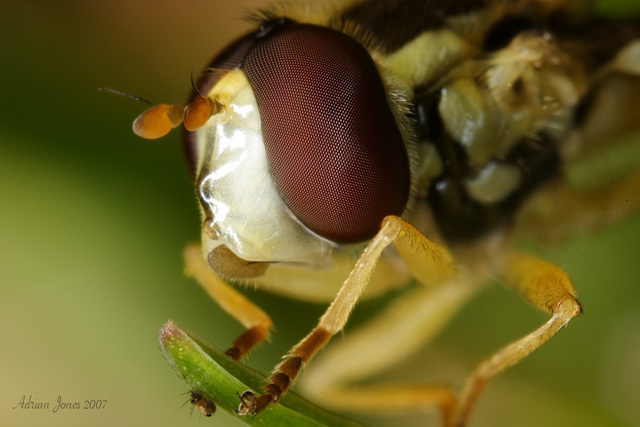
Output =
[
  {"x1": 237, "y1": 215, "x2": 457, "y2": 416},
  {"x1": 184, "y1": 243, "x2": 273, "y2": 360}
]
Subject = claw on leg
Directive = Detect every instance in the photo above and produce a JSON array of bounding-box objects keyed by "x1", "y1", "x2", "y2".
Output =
[{"x1": 236, "y1": 390, "x2": 272, "y2": 416}]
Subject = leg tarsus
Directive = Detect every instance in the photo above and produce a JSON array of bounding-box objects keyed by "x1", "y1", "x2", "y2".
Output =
[
  {"x1": 237, "y1": 328, "x2": 332, "y2": 416},
  {"x1": 224, "y1": 324, "x2": 270, "y2": 361},
  {"x1": 236, "y1": 390, "x2": 274, "y2": 416}
]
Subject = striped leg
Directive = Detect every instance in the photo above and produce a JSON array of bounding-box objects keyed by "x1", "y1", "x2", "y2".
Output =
[
  {"x1": 236, "y1": 215, "x2": 457, "y2": 416},
  {"x1": 184, "y1": 243, "x2": 273, "y2": 360}
]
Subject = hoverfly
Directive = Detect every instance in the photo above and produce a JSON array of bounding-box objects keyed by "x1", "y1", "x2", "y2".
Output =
[{"x1": 131, "y1": 0, "x2": 640, "y2": 425}]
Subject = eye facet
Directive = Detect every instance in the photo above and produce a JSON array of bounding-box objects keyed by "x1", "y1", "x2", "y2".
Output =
[{"x1": 241, "y1": 22, "x2": 410, "y2": 243}]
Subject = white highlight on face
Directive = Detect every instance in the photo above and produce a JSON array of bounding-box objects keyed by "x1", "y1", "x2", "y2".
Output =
[{"x1": 196, "y1": 71, "x2": 334, "y2": 264}]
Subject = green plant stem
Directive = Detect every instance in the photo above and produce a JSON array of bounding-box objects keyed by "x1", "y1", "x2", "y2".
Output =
[{"x1": 159, "y1": 320, "x2": 364, "y2": 427}]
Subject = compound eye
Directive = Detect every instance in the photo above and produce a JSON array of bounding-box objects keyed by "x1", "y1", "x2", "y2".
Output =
[{"x1": 242, "y1": 23, "x2": 411, "y2": 243}]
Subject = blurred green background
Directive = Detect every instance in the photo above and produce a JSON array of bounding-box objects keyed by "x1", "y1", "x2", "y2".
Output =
[{"x1": 1, "y1": 1, "x2": 639, "y2": 426}]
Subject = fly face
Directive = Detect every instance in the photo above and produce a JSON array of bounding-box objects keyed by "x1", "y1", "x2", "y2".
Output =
[
  {"x1": 131, "y1": 0, "x2": 640, "y2": 425},
  {"x1": 186, "y1": 20, "x2": 414, "y2": 268}
]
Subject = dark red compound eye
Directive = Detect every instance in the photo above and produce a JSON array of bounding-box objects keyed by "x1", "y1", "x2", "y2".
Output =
[
  {"x1": 184, "y1": 20, "x2": 411, "y2": 244},
  {"x1": 242, "y1": 22, "x2": 411, "y2": 243}
]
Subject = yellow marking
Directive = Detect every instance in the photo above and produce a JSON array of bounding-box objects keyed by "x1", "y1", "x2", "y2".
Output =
[{"x1": 386, "y1": 29, "x2": 474, "y2": 88}]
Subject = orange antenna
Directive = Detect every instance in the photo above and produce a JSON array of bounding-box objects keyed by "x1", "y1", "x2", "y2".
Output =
[
  {"x1": 184, "y1": 96, "x2": 222, "y2": 131},
  {"x1": 132, "y1": 104, "x2": 185, "y2": 140},
  {"x1": 182, "y1": 72, "x2": 222, "y2": 131},
  {"x1": 103, "y1": 76, "x2": 224, "y2": 140},
  {"x1": 101, "y1": 87, "x2": 186, "y2": 140}
]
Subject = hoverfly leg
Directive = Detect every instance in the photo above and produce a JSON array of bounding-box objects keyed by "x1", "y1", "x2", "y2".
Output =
[
  {"x1": 183, "y1": 243, "x2": 273, "y2": 361},
  {"x1": 237, "y1": 215, "x2": 457, "y2": 416},
  {"x1": 300, "y1": 281, "x2": 476, "y2": 427},
  {"x1": 456, "y1": 253, "x2": 582, "y2": 425}
]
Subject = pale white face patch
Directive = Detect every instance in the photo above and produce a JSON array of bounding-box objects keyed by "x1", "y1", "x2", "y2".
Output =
[{"x1": 196, "y1": 71, "x2": 334, "y2": 264}]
